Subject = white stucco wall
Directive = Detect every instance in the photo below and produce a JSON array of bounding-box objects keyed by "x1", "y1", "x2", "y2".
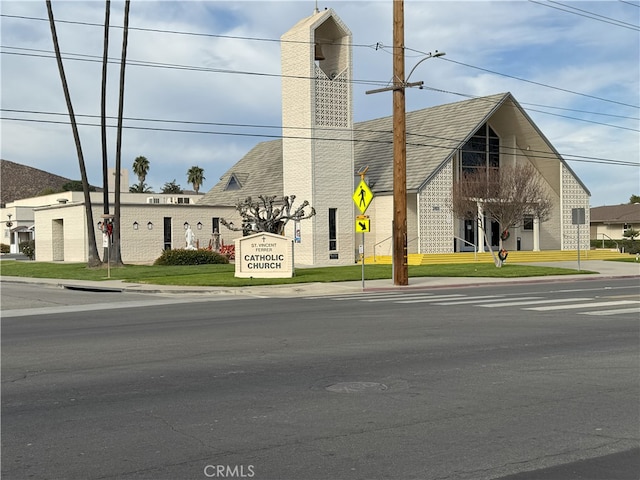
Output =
[{"x1": 34, "y1": 203, "x2": 240, "y2": 264}]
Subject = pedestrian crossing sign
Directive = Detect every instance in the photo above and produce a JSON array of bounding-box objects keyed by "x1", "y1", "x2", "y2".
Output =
[{"x1": 353, "y1": 180, "x2": 373, "y2": 214}]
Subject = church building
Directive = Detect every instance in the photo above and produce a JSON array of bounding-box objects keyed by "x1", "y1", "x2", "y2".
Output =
[
  {"x1": 199, "y1": 7, "x2": 591, "y2": 265},
  {"x1": 25, "y1": 7, "x2": 590, "y2": 265}
]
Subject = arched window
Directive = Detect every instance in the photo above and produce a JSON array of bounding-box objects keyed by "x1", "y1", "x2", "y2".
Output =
[{"x1": 460, "y1": 123, "x2": 499, "y2": 176}]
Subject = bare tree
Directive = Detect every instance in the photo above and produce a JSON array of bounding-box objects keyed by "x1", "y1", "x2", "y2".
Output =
[
  {"x1": 46, "y1": 0, "x2": 101, "y2": 267},
  {"x1": 452, "y1": 164, "x2": 553, "y2": 266},
  {"x1": 221, "y1": 195, "x2": 316, "y2": 235}
]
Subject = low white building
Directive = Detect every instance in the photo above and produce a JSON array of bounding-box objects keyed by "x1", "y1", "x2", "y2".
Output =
[{"x1": 0, "y1": 190, "x2": 239, "y2": 263}]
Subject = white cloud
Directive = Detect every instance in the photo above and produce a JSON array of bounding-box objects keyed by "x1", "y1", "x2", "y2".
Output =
[{"x1": 1, "y1": 0, "x2": 638, "y2": 205}]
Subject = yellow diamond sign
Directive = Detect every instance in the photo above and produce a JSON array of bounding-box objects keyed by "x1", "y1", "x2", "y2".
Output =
[{"x1": 353, "y1": 180, "x2": 373, "y2": 214}]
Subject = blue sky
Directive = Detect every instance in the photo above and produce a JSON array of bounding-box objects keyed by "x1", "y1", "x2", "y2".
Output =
[{"x1": 1, "y1": 0, "x2": 638, "y2": 206}]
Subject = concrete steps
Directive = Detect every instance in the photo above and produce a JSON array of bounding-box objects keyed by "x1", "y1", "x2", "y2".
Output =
[{"x1": 367, "y1": 249, "x2": 628, "y2": 265}]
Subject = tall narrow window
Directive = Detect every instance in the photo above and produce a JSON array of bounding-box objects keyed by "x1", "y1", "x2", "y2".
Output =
[
  {"x1": 163, "y1": 217, "x2": 172, "y2": 250},
  {"x1": 329, "y1": 208, "x2": 337, "y2": 251},
  {"x1": 212, "y1": 217, "x2": 220, "y2": 233},
  {"x1": 460, "y1": 123, "x2": 500, "y2": 177}
]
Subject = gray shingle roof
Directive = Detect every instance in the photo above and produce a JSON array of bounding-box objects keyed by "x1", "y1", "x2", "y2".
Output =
[
  {"x1": 354, "y1": 93, "x2": 508, "y2": 193},
  {"x1": 198, "y1": 140, "x2": 283, "y2": 206},
  {"x1": 591, "y1": 203, "x2": 640, "y2": 223},
  {"x1": 199, "y1": 92, "x2": 535, "y2": 204}
]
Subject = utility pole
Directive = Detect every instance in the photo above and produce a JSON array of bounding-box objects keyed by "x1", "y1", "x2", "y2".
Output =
[
  {"x1": 366, "y1": 1, "x2": 444, "y2": 286},
  {"x1": 392, "y1": 0, "x2": 408, "y2": 286}
]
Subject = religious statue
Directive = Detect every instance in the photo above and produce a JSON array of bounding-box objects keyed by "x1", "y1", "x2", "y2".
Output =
[{"x1": 185, "y1": 225, "x2": 196, "y2": 250}]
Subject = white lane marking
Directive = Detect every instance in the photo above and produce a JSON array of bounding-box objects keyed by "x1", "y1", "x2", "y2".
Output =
[
  {"x1": 480, "y1": 297, "x2": 591, "y2": 308},
  {"x1": 580, "y1": 307, "x2": 640, "y2": 316},
  {"x1": 434, "y1": 296, "x2": 539, "y2": 306},
  {"x1": 396, "y1": 294, "x2": 470, "y2": 304},
  {"x1": 525, "y1": 300, "x2": 640, "y2": 311}
]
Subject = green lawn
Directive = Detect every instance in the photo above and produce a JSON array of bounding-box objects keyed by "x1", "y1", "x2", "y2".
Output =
[{"x1": 0, "y1": 260, "x2": 593, "y2": 287}]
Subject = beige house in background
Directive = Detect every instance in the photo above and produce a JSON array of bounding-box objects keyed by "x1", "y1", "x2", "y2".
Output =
[{"x1": 590, "y1": 203, "x2": 640, "y2": 244}]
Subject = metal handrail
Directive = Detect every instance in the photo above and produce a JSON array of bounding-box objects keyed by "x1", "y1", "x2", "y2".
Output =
[
  {"x1": 599, "y1": 233, "x2": 619, "y2": 251},
  {"x1": 372, "y1": 236, "x2": 418, "y2": 262},
  {"x1": 373, "y1": 236, "x2": 392, "y2": 262},
  {"x1": 454, "y1": 236, "x2": 477, "y2": 261}
]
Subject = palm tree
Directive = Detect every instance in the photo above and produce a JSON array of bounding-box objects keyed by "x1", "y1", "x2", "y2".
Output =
[
  {"x1": 187, "y1": 166, "x2": 205, "y2": 194},
  {"x1": 100, "y1": 0, "x2": 111, "y2": 264},
  {"x1": 161, "y1": 179, "x2": 183, "y2": 194},
  {"x1": 111, "y1": 0, "x2": 130, "y2": 267},
  {"x1": 46, "y1": 0, "x2": 101, "y2": 267},
  {"x1": 129, "y1": 182, "x2": 153, "y2": 193},
  {"x1": 132, "y1": 155, "x2": 149, "y2": 186}
]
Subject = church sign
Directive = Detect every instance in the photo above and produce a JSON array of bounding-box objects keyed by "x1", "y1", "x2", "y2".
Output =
[{"x1": 235, "y1": 232, "x2": 294, "y2": 278}]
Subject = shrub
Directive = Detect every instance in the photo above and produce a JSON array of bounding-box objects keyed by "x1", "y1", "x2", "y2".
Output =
[
  {"x1": 219, "y1": 244, "x2": 235, "y2": 260},
  {"x1": 591, "y1": 239, "x2": 620, "y2": 249},
  {"x1": 622, "y1": 239, "x2": 640, "y2": 255},
  {"x1": 153, "y1": 248, "x2": 230, "y2": 266},
  {"x1": 19, "y1": 240, "x2": 35, "y2": 260},
  {"x1": 0, "y1": 243, "x2": 9, "y2": 254}
]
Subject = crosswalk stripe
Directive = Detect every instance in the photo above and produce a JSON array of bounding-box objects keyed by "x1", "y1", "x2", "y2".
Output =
[
  {"x1": 433, "y1": 296, "x2": 538, "y2": 306},
  {"x1": 360, "y1": 293, "x2": 441, "y2": 302},
  {"x1": 395, "y1": 294, "x2": 471, "y2": 304},
  {"x1": 525, "y1": 300, "x2": 640, "y2": 311},
  {"x1": 479, "y1": 297, "x2": 591, "y2": 308},
  {"x1": 329, "y1": 292, "x2": 438, "y2": 301},
  {"x1": 366, "y1": 294, "x2": 464, "y2": 303},
  {"x1": 580, "y1": 307, "x2": 640, "y2": 316}
]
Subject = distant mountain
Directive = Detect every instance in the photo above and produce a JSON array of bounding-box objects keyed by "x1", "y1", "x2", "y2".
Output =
[{"x1": 0, "y1": 159, "x2": 97, "y2": 206}]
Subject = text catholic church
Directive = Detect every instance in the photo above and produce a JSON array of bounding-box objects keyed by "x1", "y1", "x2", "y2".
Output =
[{"x1": 198, "y1": 7, "x2": 590, "y2": 266}]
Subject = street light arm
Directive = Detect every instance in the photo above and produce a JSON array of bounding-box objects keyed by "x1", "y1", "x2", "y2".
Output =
[{"x1": 405, "y1": 51, "x2": 445, "y2": 83}]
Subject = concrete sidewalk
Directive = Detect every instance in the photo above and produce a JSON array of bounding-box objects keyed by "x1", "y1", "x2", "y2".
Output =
[{"x1": 1, "y1": 260, "x2": 638, "y2": 298}]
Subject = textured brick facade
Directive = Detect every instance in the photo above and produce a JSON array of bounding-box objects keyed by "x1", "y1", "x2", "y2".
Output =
[{"x1": 281, "y1": 9, "x2": 354, "y2": 265}]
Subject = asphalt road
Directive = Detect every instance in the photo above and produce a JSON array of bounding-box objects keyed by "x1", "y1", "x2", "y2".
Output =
[{"x1": 2, "y1": 279, "x2": 639, "y2": 480}]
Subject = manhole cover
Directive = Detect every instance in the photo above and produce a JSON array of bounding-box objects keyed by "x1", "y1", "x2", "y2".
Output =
[{"x1": 325, "y1": 382, "x2": 388, "y2": 393}]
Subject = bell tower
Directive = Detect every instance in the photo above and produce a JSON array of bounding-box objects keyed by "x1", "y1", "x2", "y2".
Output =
[{"x1": 281, "y1": 8, "x2": 354, "y2": 266}]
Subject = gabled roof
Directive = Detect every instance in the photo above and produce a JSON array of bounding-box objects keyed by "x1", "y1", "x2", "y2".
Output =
[
  {"x1": 591, "y1": 203, "x2": 640, "y2": 223},
  {"x1": 199, "y1": 92, "x2": 587, "y2": 204},
  {"x1": 354, "y1": 92, "x2": 509, "y2": 193},
  {"x1": 199, "y1": 140, "x2": 283, "y2": 206}
]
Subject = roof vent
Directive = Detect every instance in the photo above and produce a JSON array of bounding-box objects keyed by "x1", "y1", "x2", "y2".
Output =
[{"x1": 57, "y1": 198, "x2": 68, "y2": 204}]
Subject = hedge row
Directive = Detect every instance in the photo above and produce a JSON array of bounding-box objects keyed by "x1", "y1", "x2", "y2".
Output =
[
  {"x1": 590, "y1": 239, "x2": 640, "y2": 254},
  {"x1": 153, "y1": 248, "x2": 230, "y2": 265}
]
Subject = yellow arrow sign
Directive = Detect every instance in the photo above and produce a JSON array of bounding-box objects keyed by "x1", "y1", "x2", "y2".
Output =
[
  {"x1": 356, "y1": 216, "x2": 370, "y2": 233},
  {"x1": 353, "y1": 180, "x2": 373, "y2": 214}
]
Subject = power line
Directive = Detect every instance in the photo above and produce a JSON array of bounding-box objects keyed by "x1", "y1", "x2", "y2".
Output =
[
  {"x1": 2, "y1": 110, "x2": 637, "y2": 168},
  {"x1": 2, "y1": 46, "x2": 637, "y2": 133},
  {"x1": 430, "y1": 55, "x2": 639, "y2": 110},
  {"x1": 0, "y1": 13, "x2": 380, "y2": 51},
  {"x1": 529, "y1": 0, "x2": 640, "y2": 30},
  {"x1": 3, "y1": 12, "x2": 637, "y2": 110},
  {"x1": 530, "y1": 0, "x2": 640, "y2": 30},
  {"x1": 0, "y1": 47, "x2": 385, "y2": 88},
  {"x1": 418, "y1": 86, "x2": 639, "y2": 133}
]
